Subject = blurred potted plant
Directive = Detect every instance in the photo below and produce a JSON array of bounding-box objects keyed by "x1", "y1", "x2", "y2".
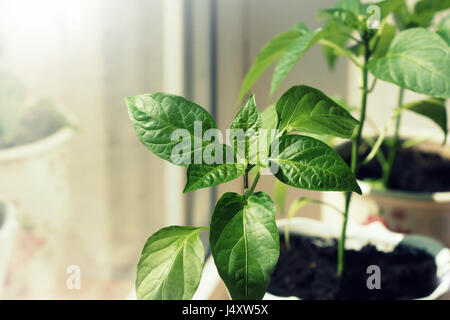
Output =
[
  {"x1": 241, "y1": 0, "x2": 450, "y2": 246},
  {"x1": 0, "y1": 72, "x2": 74, "y2": 298},
  {"x1": 317, "y1": 0, "x2": 450, "y2": 247}
]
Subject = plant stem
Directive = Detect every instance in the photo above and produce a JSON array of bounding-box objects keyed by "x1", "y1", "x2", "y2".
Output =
[
  {"x1": 248, "y1": 170, "x2": 261, "y2": 194},
  {"x1": 244, "y1": 168, "x2": 249, "y2": 190},
  {"x1": 337, "y1": 34, "x2": 371, "y2": 277},
  {"x1": 382, "y1": 87, "x2": 405, "y2": 188}
]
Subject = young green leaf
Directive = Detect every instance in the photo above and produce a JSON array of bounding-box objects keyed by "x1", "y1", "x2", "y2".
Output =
[
  {"x1": 136, "y1": 226, "x2": 206, "y2": 300},
  {"x1": 437, "y1": 15, "x2": 450, "y2": 46},
  {"x1": 276, "y1": 85, "x2": 359, "y2": 138},
  {"x1": 239, "y1": 24, "x2": 304, "y2": 102},
  {"x1": 270, "y1": 26, "x2": 324, "y2": 96},
  {"x1": 368, "y1": 28, "x2": 450, "y2": 99},
  {"x1": 230, "y1": 95, "x2": 262, "y2": 163},
  {"x1": 412, "y1": 0, "x2": 450, "y2": 28},
  {"x1": 231, "y1": 94, "x2": 262, "y2": 132},
  {"x1": 321, "y1": 22, "x2": 352, "y2": 70},
  {"x1": 318, "y1": 8, "x2": 360, "y2": 29},
  {"x1": 126, "y1": 93, "x2": 217, "y2": 166},
  {"x1": 401, "y1": 98, "x2": 448, "y2": 143},
  {"x1": 261, "y1": 104, "x2": 278, "y2": 131},
  {"x1": 184, "y1": 162, "x2": 246, "y2": 193},
  {"x1": 270, "y1": 135, "x2": 362, "y2": 194},
  {"x1": 209, "y1": 192, "x2": 279, "y2": 300},
  {"x1": 284, "y1": 197, "x2": 313, "y2": 247},
  {"x1": 273, "y1": 179, "x2": 287, "y2": 215},
  {"x1": 371, "y1": 22, "x2": 396, "y2": 59}
]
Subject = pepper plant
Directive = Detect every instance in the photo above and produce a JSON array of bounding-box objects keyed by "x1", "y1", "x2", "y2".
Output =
[
  {"x1": 126, "y1": 84, "x2": 362, "y2": 299},
  {"x1": 240, "y1": 0, "x2": 450, "y2": 276}
]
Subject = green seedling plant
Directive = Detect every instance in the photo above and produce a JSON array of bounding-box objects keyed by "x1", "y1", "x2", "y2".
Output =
[
  {"x1": 126, "y1": 85, "x2": 362, "y2": 299},
  {"x1": 240, "y1": 0, "x2": 450, "y2": 276}
]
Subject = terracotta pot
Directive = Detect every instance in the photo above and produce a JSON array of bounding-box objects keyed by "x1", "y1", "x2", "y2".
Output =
[
  {"x1": 321, "y1": 140, "x2": 450, "y2": 248},
  {"x1": 194, "y1": 218, "x2": 450, "y2": 300}
]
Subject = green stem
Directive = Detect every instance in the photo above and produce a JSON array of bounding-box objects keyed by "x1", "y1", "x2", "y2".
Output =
[
  {"x1": 337, "y1": 34, "x2": 371, "y2": 277},
  {"x1": 243, "y1": 168, "x2": 249, "y2": 190},
  {"x1": 382, "y1": 87, "x2": 404, "y2": 188},
  {"x1": 248, "y1": 170, "x2": 261, "y2": 195}
]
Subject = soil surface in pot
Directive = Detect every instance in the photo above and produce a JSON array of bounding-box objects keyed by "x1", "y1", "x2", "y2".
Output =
[
  {"x1": 267, "y1": 234, "x2": 438, "y2": 300},
  {"x1": 345, "y1": 143, "x2": 450, "y2": 192},
  {"x1": 0, "y1": 100, "x2": 68, "y2": 149}
]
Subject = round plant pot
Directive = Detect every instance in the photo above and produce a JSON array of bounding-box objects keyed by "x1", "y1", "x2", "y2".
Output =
[
  {"x1": 321, "y1": 139, "x2": 450, "y2": 248},
  {"x1": 0, "y1": 126, "x2": 74, "y2": 298},
  {"x1": 195, "y1": 218, "x2": 450, "y2": 300},
  {"x1": 0, "y1": 199, "x2": 18, "y2": 298}
]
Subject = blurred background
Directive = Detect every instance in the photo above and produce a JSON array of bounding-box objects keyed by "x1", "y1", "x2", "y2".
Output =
[{"x1": 0, "y1": 0, "x2": 446, "y2": 299}]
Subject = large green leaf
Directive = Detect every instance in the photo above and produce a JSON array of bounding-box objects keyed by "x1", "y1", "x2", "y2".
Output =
[
  {"x1": 270, "y1": 26, "x2": 324, "y2": 96},
  {"x1": 368, "y1": 28, "x2": 450, "y2": 99},
  {"x1": 276, "y1": 85, "x2": 359, "y2": 138},
  {"x1": 136, "y1": 226, "x2": 205, "y2": 300},
  {"x1": 126, "y1": 93, "x2": 217, "y2": 166},
  {"x1": 239, "y1": 24, "x2": 304, "y2": 102},
  {"x1": 184, "y1": 162, "x2": 246, "y2": 193},
  {"x1": 437, "y1": 16, "x2": 450, "y2": 46},
  {"x1": 270, "y1": 135, "x2": 361, "y2": 193},
  {"x1": 210, "y1": 192, "x2": 279, "y2": 300},
  {"x1": 401, "y1": 98, "x2": 448, "y2": 142}
]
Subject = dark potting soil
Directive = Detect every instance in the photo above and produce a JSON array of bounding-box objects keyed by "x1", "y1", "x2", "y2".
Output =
[
  {"x1": 345, "y1": 143, "x2": 450, "y2": 192},
  {"x1": 0, "y1": 99, "x2": 68, "y2": 149},
  {"x1": 267, "y1": 234, "x2": 439, "y2": 300}
]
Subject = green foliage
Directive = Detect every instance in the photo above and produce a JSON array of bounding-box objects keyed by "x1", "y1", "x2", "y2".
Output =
[
  {"x1": 125, "y1": 93, "x2": 217, "y2": 166},
  {"x1": 184, "y1": 161, "x2": 246, "y2": 193},
  {"x1": 238, "y1": 24, "x2": 305, "y2": 102},
  {"x1": 368, "y1": 28, "x2": 450, "y2": 99},
  {"x1": 270, "y1": 25, "x2": 324, "y2": 96},
  {"x1": 276, "y1": 85, "x2": 359, "y2": 138},
  {"x1": 437, "y1": 15, "x2": 450, "y2": 45},
  {"x1": 400, "y1": 98, "x2": 448, "y2": 143},
  {"x1": 127, "y1": 82, "x2": 360, "y2": 299},
  {"x1": 209, "y1": 192, "x2": 279, "y2": 300},
  {"x1": 270, "y1": 134, "x2": 362, "y2": 193},
  {"x1": 394, "y1": 0, "x2": 450, "y2": 29},
  {"x1": 273, "y1": 179, "x2": 287, "y2": 215},
  {"x1": 370, "y1": 22, "x2": 396, "y2": 59},
  {"x1": 136, "y1": 226, "x2": 206, "y2": 300}
]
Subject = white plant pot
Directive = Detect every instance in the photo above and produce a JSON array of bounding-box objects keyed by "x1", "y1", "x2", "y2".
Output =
[
  {"x1": 0, "y1": 199, "x2": 18, "y2": 297},
  {"x1": 321, "y1": 140, "x2": 450, "y2": 248},
  {"x1": 0, "y1": 126, "x2": 74, "y2": 298},
  {"x1": 195, "y1": 218, "x2": 450, "y2": 300}
]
